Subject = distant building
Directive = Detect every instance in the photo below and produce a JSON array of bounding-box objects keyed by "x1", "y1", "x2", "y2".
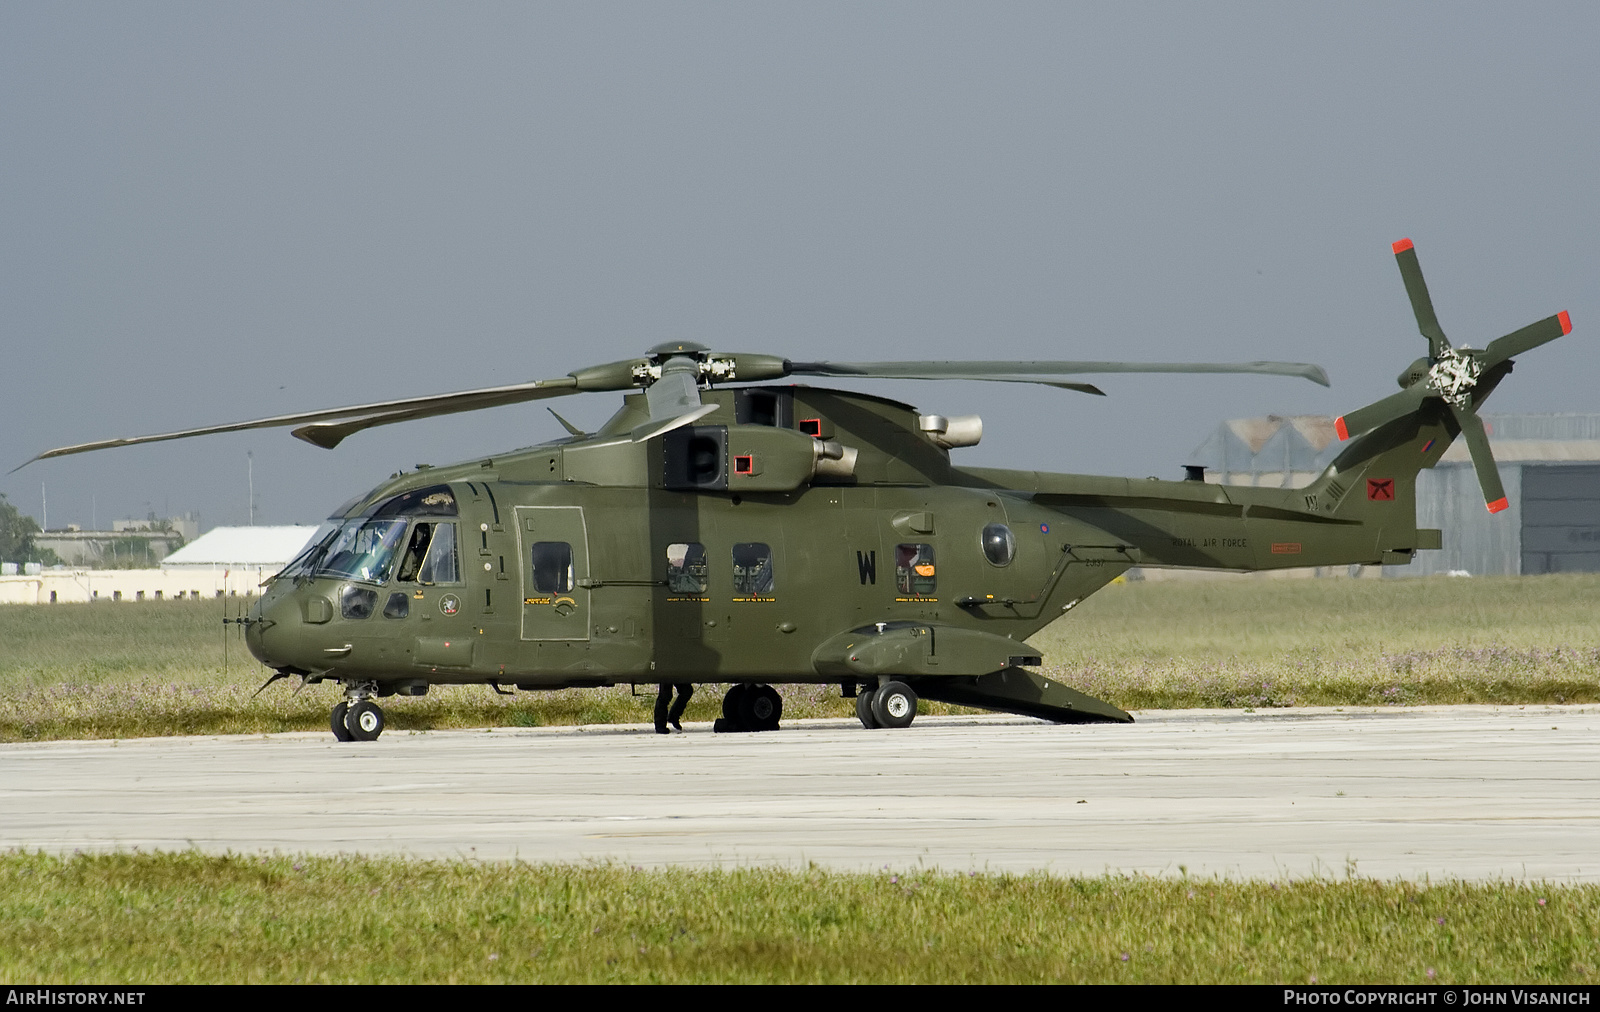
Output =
[
  {"x1": 160, "y1": 526, "x2": 320, "y2": 570},
  {"x1": 34, "y1": 512, "x2": 202, "y2": 567},
  {"x1": 1, "y1": 525, "x2": 321, "y2": 605},
  {"x1": 1189, "y1": 413, "x2": 1600, "y2": 576}
]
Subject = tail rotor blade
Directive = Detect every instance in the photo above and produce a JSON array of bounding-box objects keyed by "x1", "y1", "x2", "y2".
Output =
[
  {"x1": 1483, "y1": 311, "x2": 1572, "y2": 367},
  {"x1": 1334, "y1": 384, "x2": 1429, "y2": 440},
  {"x1": 1449, "y1": 403, "x2": 1509, "y2": 513},
  {"x1": 1392, "y1": 238, "x2": 1451, "y2": 359}
]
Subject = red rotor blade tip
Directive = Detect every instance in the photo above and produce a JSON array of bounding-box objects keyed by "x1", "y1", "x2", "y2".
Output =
[
  {"x1": 1391, "y1": 238, "x2": 1414, "y2": 255},
  {"x1": 1487, "y1": 497, "x2": 1510, "y2": 514},
  {"x1": 1334, "y1": 416, "x2": 1350, "y2": 441},
  {"x1": 1559, "y1": 310, "x2": 1572, "y2": 335}
]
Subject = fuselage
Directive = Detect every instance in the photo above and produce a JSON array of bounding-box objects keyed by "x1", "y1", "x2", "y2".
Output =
[{"x1": 245, "y1": 382, "x2": 1430, "y2": 690}]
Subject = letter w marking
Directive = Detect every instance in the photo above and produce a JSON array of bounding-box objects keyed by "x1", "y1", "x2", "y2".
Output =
[{"x1": 857, "y1": 550, "x2": 877, "y2": 585}]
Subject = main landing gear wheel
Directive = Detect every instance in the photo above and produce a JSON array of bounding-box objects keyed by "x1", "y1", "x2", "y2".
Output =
[
  {"x1": 716, "y1": 683, "x2": 782, "y2": 732},
  {"x1": 739, "y1": 684, "x2": 783, "y2": 732},
  {"x1": 870, "y1": 681, "x2": 918, "y2": 729},
  {"x1": 330, "y1": 701, "x2": 355, "y2": 742},
  {"x1": 345, "y1": 700, "x2": 386, "y2": 741},
  {"x1": 855, "y1": 687, "x2": 880, "y2": 728}
]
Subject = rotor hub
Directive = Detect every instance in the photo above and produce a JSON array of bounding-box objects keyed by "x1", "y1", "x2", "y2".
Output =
[
  {"x1": 1427, "y1": 348, "x2": 1482, "y2": 408},
  {"x1": 634, "y1": 344, "x2": 740, "y2": 388}
]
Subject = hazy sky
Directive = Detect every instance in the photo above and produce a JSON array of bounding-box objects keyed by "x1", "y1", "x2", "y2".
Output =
[{"x1": 5, "y1": 3, "x2": 1597, "y2": 531}]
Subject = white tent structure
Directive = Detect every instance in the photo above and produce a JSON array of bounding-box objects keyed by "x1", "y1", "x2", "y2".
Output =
[{"x1": 160, "y1": 526, "x2": 320, "y2": 570}]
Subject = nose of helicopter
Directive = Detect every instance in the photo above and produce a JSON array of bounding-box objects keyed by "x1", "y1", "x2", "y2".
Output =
[{"x1": 244, "y1": 584, "x2": 303, "y2": 670}]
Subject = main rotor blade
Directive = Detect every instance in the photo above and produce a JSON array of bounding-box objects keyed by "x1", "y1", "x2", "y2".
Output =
[
  {"x1": 17, "y1": 376, "x2": 581, "y2": 467},
  {"x1": 1449, "y1": 403, "x2": 1509, "y2": 513},
  {"x1": 1482, "y1": 311, "x2": 1572, "y2": 367},
  {"x1": 1392, "y1": 238, "x2": 1450, "y2": 359},
  {"x1": 788, "y1": 360, "x2": 1331, "y2": 387},
  {"x1": 1333, "y1": 384, "x2": 1430, "y2": 440}
]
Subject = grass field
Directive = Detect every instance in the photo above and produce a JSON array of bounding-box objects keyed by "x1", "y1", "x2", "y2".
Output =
[
  {"x1": 2, "y1": 853, "x2": 1595, "y2": 984},
  {"x1": 1, "y1": 573, "x2": 1597, "y2": 741}
]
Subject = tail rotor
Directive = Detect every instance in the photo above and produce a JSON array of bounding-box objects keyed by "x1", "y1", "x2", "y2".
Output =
[{"x1": 1335, "y1": 239, "x2": 1573, "y2": 513}]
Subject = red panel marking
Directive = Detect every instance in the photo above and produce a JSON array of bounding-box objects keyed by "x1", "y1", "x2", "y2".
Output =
[
  {"x1": 1335, "y1": 416, "x2": 1350, "y2": 440},
  {"x1": 1487, "y1": 497, "x2": 1509, "y2": 514},
  {"x1": 734, "y1": 455, "x2": 754, "y2": 474},
  {"x1": 799, "y1": 418, "x2": 822, "y2": 437},
  {"x1": 1559, "y1": 310, "x2": 1572, "y2": 335},
  {"x1": 1271, "y1": 543, "x2": 1302, "y2": 554},
  {"x1": 1367, "y1": 479, "x2": 1394, "y2": 501},
  {"x1": 1392, "y1": 238, "x2": 1414, "y2": 254}
]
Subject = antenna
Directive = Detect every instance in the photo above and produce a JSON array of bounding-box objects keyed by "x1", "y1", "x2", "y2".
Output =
[{"x1": 247, "y1": 451, "x2": 255, "y2": 526}]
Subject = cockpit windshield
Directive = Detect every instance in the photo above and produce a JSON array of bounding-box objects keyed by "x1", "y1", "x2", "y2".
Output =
[
  {"x1": 273, "y1": 484, "x2": 459, "y2": 585},
  {"x1": 309, "y1": 518, "x2": 409, "y2": 585}
]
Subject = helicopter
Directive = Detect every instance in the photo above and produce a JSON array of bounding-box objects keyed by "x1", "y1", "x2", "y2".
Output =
[{"x1": 21, "y1": 240, "x2": 1572, "y2": 742}]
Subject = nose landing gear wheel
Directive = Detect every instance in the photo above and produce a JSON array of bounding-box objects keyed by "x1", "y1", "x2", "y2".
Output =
[
  {"x1": 346, "y1": 700, "x2": 386, "y2": 741},
  {"x1": 869, "y1": 681, "x2": 917, "y2": 729},
  {"x1": 855, "y1": 687, "x2": 880, "y2": 728},
  {"x1": 330, "y1": 701, "x2": 355, "y2": 742}
]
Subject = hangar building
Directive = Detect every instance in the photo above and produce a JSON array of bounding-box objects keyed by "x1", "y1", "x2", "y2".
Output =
[{"x1": 1187, "y1": 413, "x2": 1600, "y2": 576}]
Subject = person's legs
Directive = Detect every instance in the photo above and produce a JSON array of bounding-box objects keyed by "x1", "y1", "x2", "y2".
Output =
[
  {"x1": 654, "y1": 684, "x2": 672, "y2": 734},
  {"x1": 667, "y1": 684, "x2": 694, "y2": 729}
]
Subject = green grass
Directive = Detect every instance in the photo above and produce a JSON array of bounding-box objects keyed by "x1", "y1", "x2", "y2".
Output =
[
  {"x1": 1, "y1": 853, "x2": 1593, "y2": 984},
  {"x1": 2, "y1": 574, "x2": 1598, "y2": 741},
  {"x1": 1033, "y1": 572, "x2": 1600, "y2": 709}
]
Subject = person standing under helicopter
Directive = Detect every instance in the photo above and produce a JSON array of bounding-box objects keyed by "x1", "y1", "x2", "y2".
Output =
[{"x1": 655, "y1": 682, "x2": 693, "y2": 734}]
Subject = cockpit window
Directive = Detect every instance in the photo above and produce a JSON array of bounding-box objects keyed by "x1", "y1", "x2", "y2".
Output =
[
  {"x1": 312, "y1": 519, "x2": 408, "y2": 585},
  {"x1": 417, "y1": 522, "x2": 458, "y2": 583},
  {"x1": 396, "y1": 522, "x2": 459, "y2": 584},
  {"x1": 373, "y1": 485, "x2": 458, "y2": 517}
]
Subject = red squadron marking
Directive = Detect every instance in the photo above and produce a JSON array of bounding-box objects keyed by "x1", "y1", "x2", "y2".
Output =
[{"x1": 1367, "y1": 478, "x2": 1394, "y2": 501}]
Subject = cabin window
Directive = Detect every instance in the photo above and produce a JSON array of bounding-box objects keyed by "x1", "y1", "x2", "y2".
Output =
[
  {"x1": 982, "y1": 523, "x2": 1016, "y2": 567},
  {"x1": 530, "y1": 542, "x2": 574, "y2": 594},
  {"x1": 383, "y1": 592, "x2": 410, "y2": 619},
  {"x1": 732, "y1": 542, "x2": 775, "y2": 596},
  {"x1": 895, "y1": 543, "x2": 936, "y2": 595},
  {"x1": 666, "y1": 543, "x2": 708, "y2": 593}
]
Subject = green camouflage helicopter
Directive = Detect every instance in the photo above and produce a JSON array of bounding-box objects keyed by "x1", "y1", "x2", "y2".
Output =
[{"x1": 24, "y1": 240, "x2": 1572, "y2": 741}]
